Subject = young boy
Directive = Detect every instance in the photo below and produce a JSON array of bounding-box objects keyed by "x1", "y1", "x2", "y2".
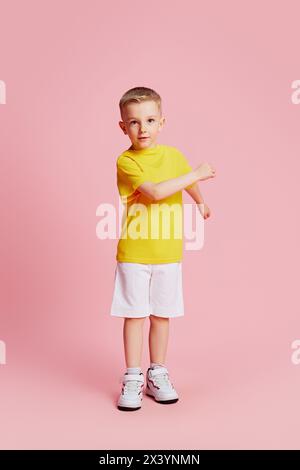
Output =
[{"x1": 110, "y1": 87, "x2": 216, "y2": 411}]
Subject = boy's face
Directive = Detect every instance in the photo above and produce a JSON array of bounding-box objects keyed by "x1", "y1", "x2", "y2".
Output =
[{"x1": 119, "y1": 100, "x2": 165, "y2": 150}]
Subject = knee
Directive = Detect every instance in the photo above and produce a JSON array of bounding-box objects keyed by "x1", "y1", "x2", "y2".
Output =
[
  {"x1": 124, "y1": 317, "x2": 147, "y2": 324},
  {"x1": 149, "y1": 314, "x2": 169, "y2": 323}
]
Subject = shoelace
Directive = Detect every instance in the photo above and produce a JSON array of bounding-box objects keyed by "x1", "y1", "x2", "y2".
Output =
[
  {"x1": 119, "y1": 375, "x2": 144, "y2": 394},
  {"x1": 151, "y1": 372, "x2": 173, "y2": 389},
  {"x1": 123, "y1": 380, "x2": 142, "y2": 394}
]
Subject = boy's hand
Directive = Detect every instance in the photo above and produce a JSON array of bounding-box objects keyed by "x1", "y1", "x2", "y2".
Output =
[
  {"x1": 197, "y1": 202, "x2": 211, "y2": 219},
  {"x1": 195, "y1": 163, "x2": 216, "y2": 181}
]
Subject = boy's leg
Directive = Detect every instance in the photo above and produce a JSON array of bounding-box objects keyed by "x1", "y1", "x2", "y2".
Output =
[
  {"x1": 146, "y1": 315, "x2": 178, "y2": 404},
  {"x1": 123, "y1": 317, "x2": 147, "y2": 368},
  {"x1": 118, "y1": 317, "x2": 147, "y2": 411},
  {"x1": 148, "y1": 315, "x2": 169, "y2": 364}
]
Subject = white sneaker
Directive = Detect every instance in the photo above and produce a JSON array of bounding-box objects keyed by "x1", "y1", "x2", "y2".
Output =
[
  {"x1": 146, "y1": 366, "x2": 179, "y2": 404},
  {"x1": 117, "y1": 372, "x2": 144, "y2": 411}
]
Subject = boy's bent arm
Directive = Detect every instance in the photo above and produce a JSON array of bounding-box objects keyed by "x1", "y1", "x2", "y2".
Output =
[
  {"x1": 137, "y1": 170, "x2": 201, "y2": 201},
  {"x1": 184, "y1": 182, "x2": 205, "y2": 204}
]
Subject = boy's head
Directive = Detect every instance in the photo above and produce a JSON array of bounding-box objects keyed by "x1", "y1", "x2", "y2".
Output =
[{"x1": 119, "y1": 87, "x2": 165, "y2": 150}]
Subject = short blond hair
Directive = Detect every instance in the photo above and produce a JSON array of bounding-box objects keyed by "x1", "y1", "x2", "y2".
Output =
[{"x1": 119, "y1": 86, "x2": 162, "y2": 117}]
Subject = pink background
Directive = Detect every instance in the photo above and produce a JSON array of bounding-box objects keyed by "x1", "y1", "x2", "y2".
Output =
[{"x1": 1, "y1": 0, "x2": 300, "y2": 450}]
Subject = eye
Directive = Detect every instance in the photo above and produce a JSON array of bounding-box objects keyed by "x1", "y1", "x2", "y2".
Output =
[{"x1": 129, "y1": 119, "x2": 155, "y2": 125}]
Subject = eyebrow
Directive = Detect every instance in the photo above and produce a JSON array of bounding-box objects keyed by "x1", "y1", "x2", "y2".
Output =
[{"x1": 126, "y1": 115, "x2": 157, "y2": 121}]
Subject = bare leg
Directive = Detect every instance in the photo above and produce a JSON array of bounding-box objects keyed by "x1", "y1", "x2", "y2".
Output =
[
  {"x1": 123, "y1": 317, "x2": 147, "y2": 368},
  {"x1": 149, "y1": 315, "x2": 170, "y2": 364}
]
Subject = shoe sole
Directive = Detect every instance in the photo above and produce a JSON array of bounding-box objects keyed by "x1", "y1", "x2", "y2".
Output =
[
  {"x1": 117, "y1": 405, "x2": 141, "y2": 411},
  {"x1": 146, "y1": 388, "x2": 179, "y2": 404}
]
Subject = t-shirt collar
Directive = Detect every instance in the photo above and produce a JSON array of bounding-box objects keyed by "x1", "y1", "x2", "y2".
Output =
[{"x1": 126, "y1": 143, "x2": 160, "y2": 155}]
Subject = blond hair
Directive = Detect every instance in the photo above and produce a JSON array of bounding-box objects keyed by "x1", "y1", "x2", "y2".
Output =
[{"x1": 119, "y1": 87, "x2": 162, "y2": 117}]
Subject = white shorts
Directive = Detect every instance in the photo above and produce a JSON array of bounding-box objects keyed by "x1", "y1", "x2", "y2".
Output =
[{"x1": 110, "y1": 262, "x2": 184, "y2": 318}]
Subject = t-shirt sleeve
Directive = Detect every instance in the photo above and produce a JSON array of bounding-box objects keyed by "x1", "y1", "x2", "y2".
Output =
[
  {"x1": 176, "y1": 149, "x2": 195, "y2": 190},
  {"x1": 117, "y1": 156, "x2": 148, "y2": 191}
]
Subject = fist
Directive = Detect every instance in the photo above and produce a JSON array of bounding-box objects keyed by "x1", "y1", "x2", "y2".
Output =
[{"x1": 195, "y1": 163, "x2": 216, "y2": 181}]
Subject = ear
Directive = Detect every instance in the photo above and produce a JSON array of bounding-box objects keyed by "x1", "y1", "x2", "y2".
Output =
[
  {"x1": 158, "y1": 116, "x2": 166, "y2": 131},
  {"x1": 119, "y1": 121, "x2": 127, "y2": 134}
]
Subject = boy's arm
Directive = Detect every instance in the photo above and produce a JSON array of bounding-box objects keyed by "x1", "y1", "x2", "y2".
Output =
[
  {"x1": 137, "y1": 161, "x2": 216, "y2": 201},
  {"x1": 137, "y1": 170, "x2": 201, "y2": 201},
  {"x1": 184, "y1": 182, "x2": 205, "y2": 204}
]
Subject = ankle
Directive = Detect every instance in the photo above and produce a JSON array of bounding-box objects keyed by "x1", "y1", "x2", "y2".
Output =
[
  {"x1": 126, "y1": 366, "x2": 142, "y2": 375},
  {"x1": 150, "y1": 362, "x2": 165, "y2": 369}
]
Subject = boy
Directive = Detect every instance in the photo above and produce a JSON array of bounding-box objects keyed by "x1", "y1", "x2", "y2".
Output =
[{"x1": 110, "y1": 87, "x2": 216, "y2": 411}]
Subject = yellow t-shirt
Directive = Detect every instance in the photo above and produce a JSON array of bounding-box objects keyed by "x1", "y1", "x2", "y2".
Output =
[{"x1": 116, "y1": 144, "x2": 194, "y2": 264}]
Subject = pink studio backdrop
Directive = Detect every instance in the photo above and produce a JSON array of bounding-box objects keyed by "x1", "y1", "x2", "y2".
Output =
[{"x1": 0, "y1": 0, "x2": 299, "y2": 450}]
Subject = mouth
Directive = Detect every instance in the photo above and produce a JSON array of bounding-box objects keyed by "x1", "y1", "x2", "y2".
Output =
[{"x1": 138, "y1": 137, "x2": 149, "y2": 140}]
